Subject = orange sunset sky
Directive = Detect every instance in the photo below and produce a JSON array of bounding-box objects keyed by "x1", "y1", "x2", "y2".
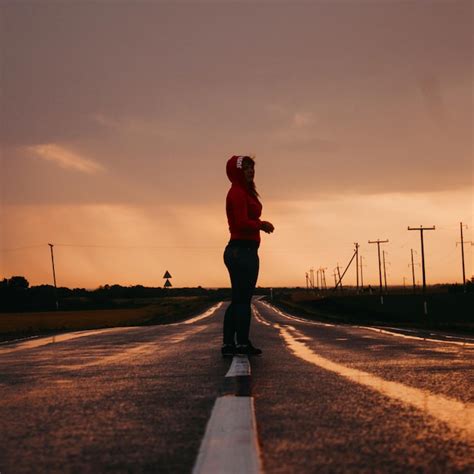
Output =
[{"x1": 0, "y1": 1, "x2": 472, "y2": 289}]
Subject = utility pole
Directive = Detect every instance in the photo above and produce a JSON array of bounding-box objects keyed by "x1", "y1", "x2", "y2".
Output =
[
  {"x1": 409, "y1": 249, "x2": 418, "y2": 293},
  {"x1": 48, "y1": 243, "x2": 59, "y2": 310},
  {"x1": 368, "y1": 239, "x2": 389, "y2": 303},
  {"x1": 408, "y1": 225, "x2": 435, "y2": 315},
  {"x1": 309, "y1": 268, "x2": 315, "y2": 290},
  {"x1": 334, "y1": 245, "x2": 360, "y2": 291},
  {"x1": 336, "y1": 264, "x2": 342, "y2": 291},
  {"x1": 382, "y1": 250, "x2": 388, "y2": 292},
  {"x1": 408, "y1": 225, "x2": 435, "y2": 292},
  {"x1": 320, "y1": 267, "x2": 328, "y2": 290},
  {"x1": 333, "y1": 271, "x2": 337, "y2": 288},
  {"x1": 457, "y1": 222, "x2": 472, "y2": 292},
  {"x1": 360, "y1": 255, "x2": 365, "y2": 289},
  {"x1": 354, "y1": 243, "x2": 360, "y2": 292},
  {"x1": 305, "y1": 272, "x2": 309, "y2": 290},
  {"x1": 316, "y1": 268, "x2": 320, "y2": 290}
]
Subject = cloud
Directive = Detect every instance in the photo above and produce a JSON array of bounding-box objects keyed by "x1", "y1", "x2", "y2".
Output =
[
  {"x1": 266, "y1": 110, "x2": 339, "y2": 153},
  {"x1": 417, "y1": 74, "x2": 448, "y2": 129},
  {"x1": 27, "y1": 144, "x2": 105, "y2": 174},
  {"x1": 292, "y1": 112, "x2": 313, "y2": 128},
  {"x1": 91, "y1": 113, "x2": 178, "y2": 141}
]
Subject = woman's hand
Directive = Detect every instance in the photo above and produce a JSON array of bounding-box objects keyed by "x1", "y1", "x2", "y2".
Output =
[{"x1": 261, "y1": 221, "x2": 275, "y2": 234}]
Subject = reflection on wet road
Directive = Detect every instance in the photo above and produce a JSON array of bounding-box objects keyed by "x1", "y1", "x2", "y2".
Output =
[
  {"x1": 252, "y1": 301, "x2": 474, "y2": 472},
  {"x1": 1, "y1": 300, "x2": 473, "y2": 473}
]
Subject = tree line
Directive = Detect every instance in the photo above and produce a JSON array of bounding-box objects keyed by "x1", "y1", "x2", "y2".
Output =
[{"x1": 0, "y1": 276, "x2": 234, "y2": 312}]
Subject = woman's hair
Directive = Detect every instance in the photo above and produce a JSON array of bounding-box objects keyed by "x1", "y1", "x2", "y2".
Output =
[{"x1": 242, "y1": 156, "x2": 260, "y2": 199}]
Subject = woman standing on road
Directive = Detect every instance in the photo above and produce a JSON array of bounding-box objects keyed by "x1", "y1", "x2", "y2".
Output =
[{"x1": 222, "y1": 155, "x2": 274, "y2": 357}]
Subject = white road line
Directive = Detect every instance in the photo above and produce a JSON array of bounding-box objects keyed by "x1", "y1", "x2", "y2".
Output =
[
  {"x1": 252, "y1": 306, "x2": 271, "y2": 326},
  {"x1": 1, "y1": 303, "x2": 223, "y2": 354},
  {"x1": 355, "y1": 325, "x2": 474, "y2": 347},
  {"x1": 0, "y1": 327, "x2": 132, "y2": 354},
  {"x1": 193, "y1": 342, "x2": 261, "y2": 473},
  {"x1": 277, "y1": 323, "x2": 474, "y2": 441},
  {"x1": 226, "y1": 356, "x2": 251, "y2": 377},
  {"x1": 259, "y1": 301, "x2": 474, "y2": 347},
  {"x1": 259, "y1": 301, "x2": 335, "y2": 327},
  {"x1": 192, "y1": 397, "x2": 262, "y2": 474},
  {"x1": 172, "y1": 302, "x2": 223, "y2": 325}
]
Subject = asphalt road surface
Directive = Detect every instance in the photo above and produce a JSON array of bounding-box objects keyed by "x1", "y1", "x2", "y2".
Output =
[{"x1": 1, "y1": 300, "x2": 473, "y2": 473}]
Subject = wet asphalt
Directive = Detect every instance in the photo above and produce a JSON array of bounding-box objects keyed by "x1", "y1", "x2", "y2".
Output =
[{"x1": 0, "y1": 300, "x2": 473, "y2": 473}]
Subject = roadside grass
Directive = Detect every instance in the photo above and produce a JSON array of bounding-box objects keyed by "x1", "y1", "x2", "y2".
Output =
[
  {"x1": 270, "y1": 290, "x2": 474, "y2": 334},
  {"x1": 0, "y1": 296, "x2": 216, "y2": 341}
]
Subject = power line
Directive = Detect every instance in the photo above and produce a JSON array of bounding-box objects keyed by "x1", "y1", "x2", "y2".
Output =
[{"x1": 1, "y1": 244, "x2": 46, "y2": 252}]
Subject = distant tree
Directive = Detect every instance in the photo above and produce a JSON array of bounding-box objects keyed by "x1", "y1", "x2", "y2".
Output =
[{"x1": 8, "y1": 276, "x2": 29, "y2": 289}]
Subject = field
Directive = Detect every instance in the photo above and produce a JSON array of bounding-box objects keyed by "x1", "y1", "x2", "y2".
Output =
[
  {"x1": 271, "y1": 290, "x2": 474, "y2": 333},
  {"x1": 0, "y1": 296, "x2": 215, "y2": 341}
]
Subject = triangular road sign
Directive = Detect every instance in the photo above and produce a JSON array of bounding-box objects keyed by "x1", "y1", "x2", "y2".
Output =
[
  {"x1": 164, "y1": 278, "x2": 172, "y2": 288},
  {"x1": 163, "y1": 270, "x2": 172, "y2": 279}
]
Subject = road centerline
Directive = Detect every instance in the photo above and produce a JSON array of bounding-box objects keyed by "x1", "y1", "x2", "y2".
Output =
[{"x1": 192, "y1": 354, "x2": 262, "y2": 474}]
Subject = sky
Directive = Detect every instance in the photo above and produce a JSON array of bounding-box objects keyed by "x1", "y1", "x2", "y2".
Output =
[{"x1": 0, "y1": 0, "x2": 472, "y2": 289}]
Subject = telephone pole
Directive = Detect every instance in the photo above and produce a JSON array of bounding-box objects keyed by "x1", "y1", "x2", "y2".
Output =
[
  {"x1": 408, "y1": 225, "x2": 435, "y2": 293},
  {"x1": 336, "y1": 264, "x2": 342, "y2": 291},
  {"x1": 457, "y1": 222, "x2": 472, "y2": 292},
  {"x1": 305, "y1": 272, "x2": 309, "y2": 290},
  {"x1": 48, "y1": 243, "x2": 59, "y2": 310},
  {"x1": 408, "y1": 225, "x2": 435, "y2": 315},
  {"x1": 320, "y1": 267, "x2": 328, "y2": 290},
  {"x1": 368, "y1": 239, "x2": 389, "y2": 303},
  {"x1": 409, "y1": 249, "x2": 418, "y2": 293},
  {"x1": 334, "y1": 245, "x2": 360, "y2": 291},
  {"x1": 360, "y1": 255, "x2": 365, "y2": 289},
  {"x1": 333, "y1": 265, "x2": 343, "y2": 291},
  {"x1": 382, "y1": 250, "x2": 388, "y2": 292},
  {"x1": 354, "y1": 243, "x2": 360, "y2": 292}
]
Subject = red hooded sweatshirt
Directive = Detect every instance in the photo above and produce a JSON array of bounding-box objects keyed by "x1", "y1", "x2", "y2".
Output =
[{"x1": 226, "y1": 155, "x2": 263, "y2": 243}]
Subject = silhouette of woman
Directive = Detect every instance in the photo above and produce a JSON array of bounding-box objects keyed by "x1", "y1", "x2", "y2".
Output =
[{"x1": 222, "y1": 155, "x2": 274, "y2": 357}]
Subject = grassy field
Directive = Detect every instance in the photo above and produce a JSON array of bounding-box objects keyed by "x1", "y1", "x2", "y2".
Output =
[
  {"x1": 271, "y1": 290, "x2": 474, "y2": 333},
  {"x1": 0, "y1": 296, "x2": 216, "y2": 341}
]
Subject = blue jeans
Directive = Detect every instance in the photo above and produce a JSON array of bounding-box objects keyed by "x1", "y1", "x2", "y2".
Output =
[{"x1": 223, "y1": 241, "x2": 260, "y2": 345}]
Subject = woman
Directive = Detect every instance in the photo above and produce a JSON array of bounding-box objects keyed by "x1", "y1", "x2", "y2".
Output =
[{"x1": 222, "y1": 155, "x2": 274, "y2": 357}]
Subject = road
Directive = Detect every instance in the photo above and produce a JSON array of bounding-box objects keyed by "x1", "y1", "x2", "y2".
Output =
[{"x1": 0, "y1": 300, "x2": 473, "y2": 473}]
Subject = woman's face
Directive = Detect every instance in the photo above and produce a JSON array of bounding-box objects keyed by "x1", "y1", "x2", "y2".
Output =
[{"x1": 242, "y1": 161, "x2": 255, "y2": 183}]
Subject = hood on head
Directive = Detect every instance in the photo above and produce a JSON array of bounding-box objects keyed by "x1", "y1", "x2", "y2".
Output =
[{"x1": 226, "y1": 155, "x2": 252, "y2": 186}]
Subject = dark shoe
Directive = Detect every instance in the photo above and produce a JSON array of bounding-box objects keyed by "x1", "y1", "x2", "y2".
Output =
[
  {"x1": 235, "y1": 341, "x2": 262, "y2": 356},
  {"x1": 221, "y1": 344, "x2": 235, "y2": 358}
]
